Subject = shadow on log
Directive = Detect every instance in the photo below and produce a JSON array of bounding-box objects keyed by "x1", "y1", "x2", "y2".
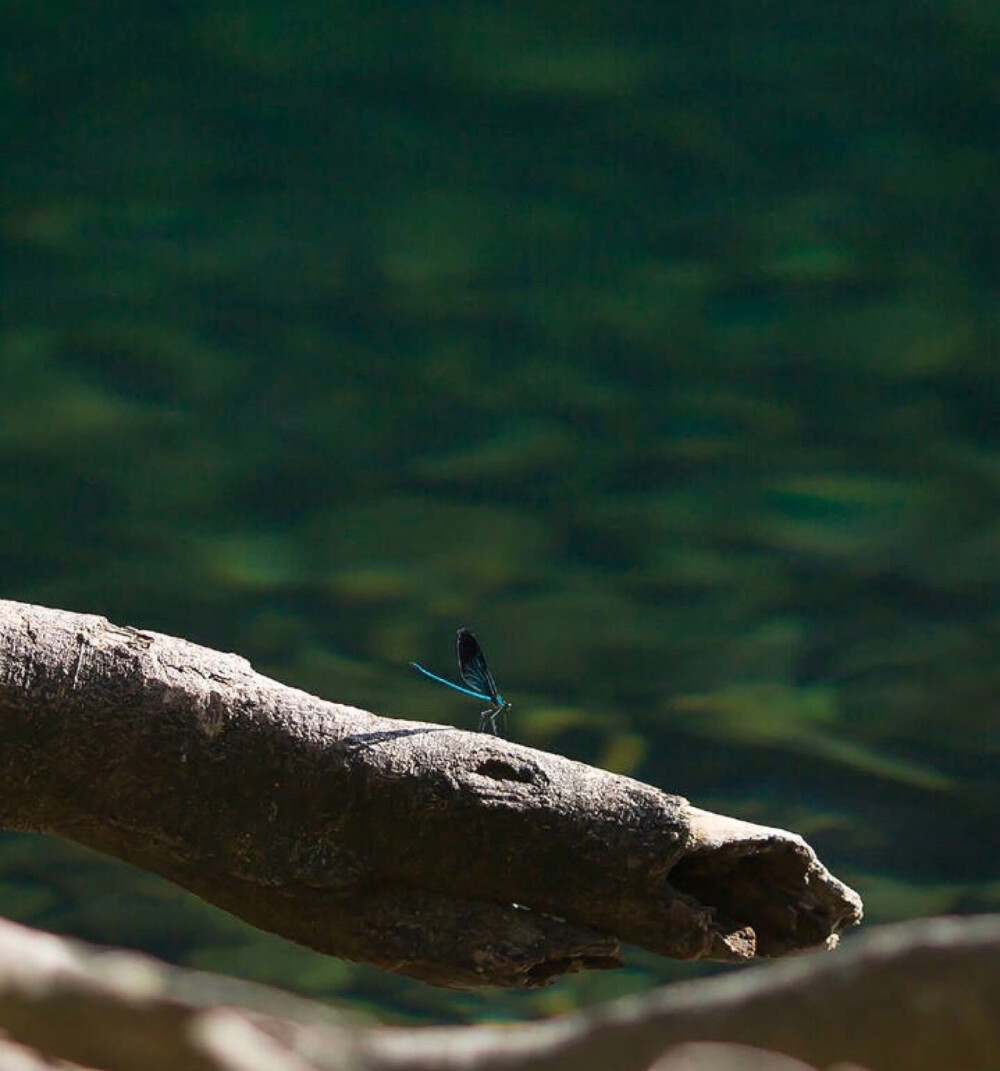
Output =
[
  {"x1": 0, "y1": 600, "x2": 861, "y2": 987},
  {"x1": 1, "y1": 914, "x2": 999, "y2": 1071}
]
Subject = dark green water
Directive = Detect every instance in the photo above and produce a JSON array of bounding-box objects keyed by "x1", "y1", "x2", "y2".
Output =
[{"x1": 3, "y1": 0, "x2": 999, "y2": 1024}]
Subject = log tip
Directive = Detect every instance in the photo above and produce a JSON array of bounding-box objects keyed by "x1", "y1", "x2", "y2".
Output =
[{"x1": 673, "y1": 808, "x2": 864, "y2": 959}]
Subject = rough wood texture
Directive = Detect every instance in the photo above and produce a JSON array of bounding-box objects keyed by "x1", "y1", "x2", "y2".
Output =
[
  {"x1": 1, "y1": 914, "x2": 999, "y2": 1071},
  {"x1": 0, "y1": 600, "x2": 861, "y2": 987}
]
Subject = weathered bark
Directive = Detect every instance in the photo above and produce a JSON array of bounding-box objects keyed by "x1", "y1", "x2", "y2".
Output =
[
  {"x1": 2, "y1": 914, "x2": 999, "y2": 1071},
  {"x1": 0, "y1": 600, "x2": 861, "y2": 987}
]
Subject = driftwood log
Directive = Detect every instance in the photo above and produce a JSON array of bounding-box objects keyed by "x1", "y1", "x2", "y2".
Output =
[
  {"x1": 1, "y1": 913, "x2": 999, "y2": 1071},
  {"x1": 0, "y1": 600, "x2": 861, "y2": 987}
]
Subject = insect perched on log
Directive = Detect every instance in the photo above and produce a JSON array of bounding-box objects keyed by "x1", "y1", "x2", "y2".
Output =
[{"x1": 410, "y1": 628, "x2": 510, "y2": 735}]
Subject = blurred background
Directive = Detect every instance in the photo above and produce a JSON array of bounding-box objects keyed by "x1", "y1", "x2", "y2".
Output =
[{"x1": 2, "y1": 0, "x2": 999, "y2": 1024}]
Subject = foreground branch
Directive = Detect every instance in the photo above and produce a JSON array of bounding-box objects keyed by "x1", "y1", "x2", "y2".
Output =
[
  {"x1": 0, "y1": 600, "x2": 861, "y2": 987},
  {"x1": 1, "y1": 914, "x2": 998, "y2": 1071}
]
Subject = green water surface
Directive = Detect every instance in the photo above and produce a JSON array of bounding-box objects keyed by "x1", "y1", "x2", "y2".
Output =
[{"x1": 2, "y1": 0, "x2": 999, "y2": 1024}]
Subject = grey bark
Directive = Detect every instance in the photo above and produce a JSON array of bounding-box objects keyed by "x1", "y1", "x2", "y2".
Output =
[
  {"x1": 2, "y1": 914, "x2": 999, "y2": 1071},
  {"x1": 0, "y1": 600, "x2": 861, "y2": 987}
]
